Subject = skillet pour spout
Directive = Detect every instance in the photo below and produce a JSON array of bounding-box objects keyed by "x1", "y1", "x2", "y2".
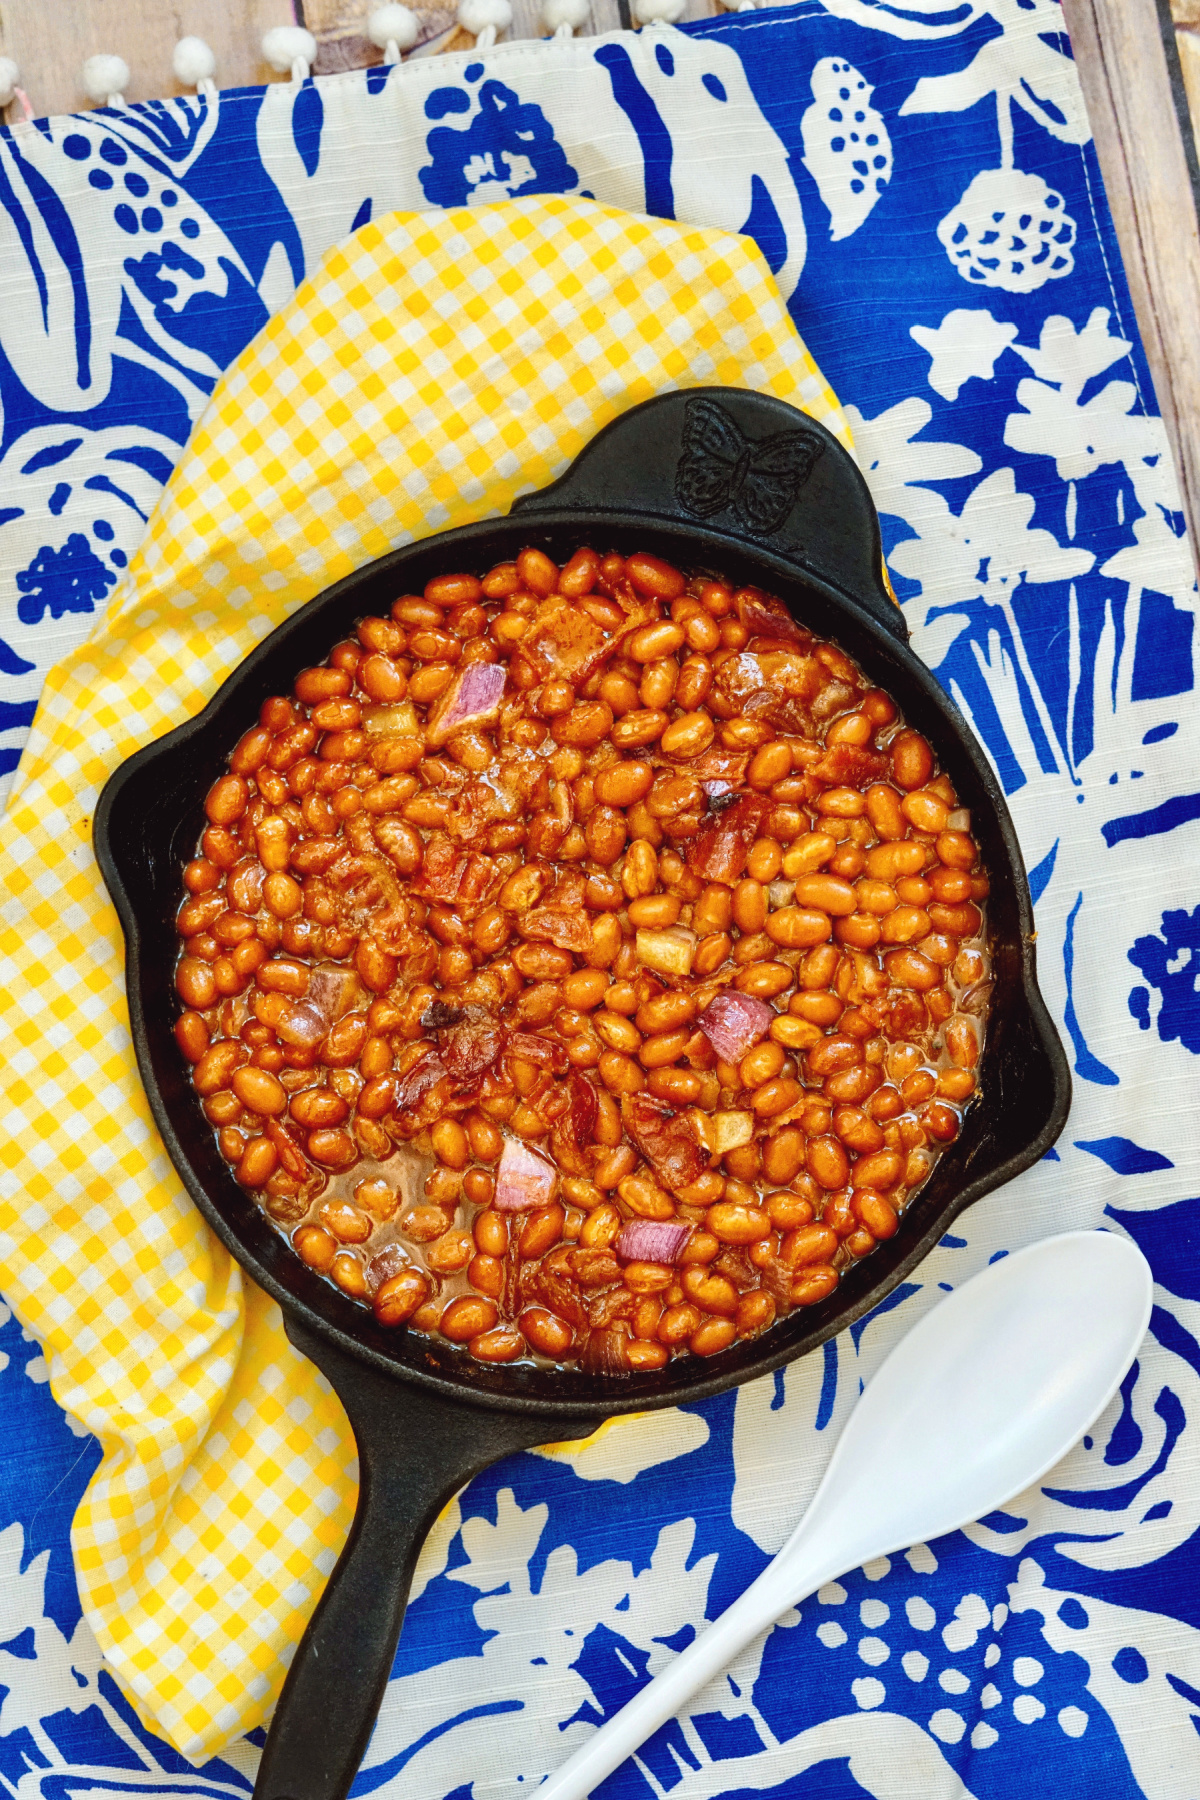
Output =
[{"x1": 94, "y1": 387, "x2": 1070, "y2": 1800}]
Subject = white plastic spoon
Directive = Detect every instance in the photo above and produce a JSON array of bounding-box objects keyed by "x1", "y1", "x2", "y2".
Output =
[{"x1": 537, "y1": 1229, "x2": 1152, "y2": 1800}]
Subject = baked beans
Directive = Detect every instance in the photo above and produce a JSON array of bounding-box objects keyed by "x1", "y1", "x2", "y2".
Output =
[{"x1": 175, "y1": 552, "x2": 991, "y2": 1373}]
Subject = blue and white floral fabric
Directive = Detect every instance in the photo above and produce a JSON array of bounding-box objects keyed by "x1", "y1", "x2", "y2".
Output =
[{"x1": 1, "y1": 3, "x2": 1198, "y2": 1796}]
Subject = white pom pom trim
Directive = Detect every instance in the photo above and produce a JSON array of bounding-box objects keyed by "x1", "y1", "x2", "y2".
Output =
[
  {"x1": 367, "y1": 4, "x2": 419, "y2": 58},
  {"x1": 261, "y1": 25, "x2": 317, "y2": 78},
  {"x1": 458, "y1": 0, "x2": 512, "y2": 48},
  {"x1": 81, "y1": 53, "x2": 131, "y2": 105},
  {"x1": 633, "y1": 0, "x2": 685, "y2": 20},
  {"x1": 0, "y1": 56, "x2": 19, "y2": 107},
  {"x1": 542, "y1": 0, "x2": 588, "y2": 33},
  {"x1": 173, "y1": 36, "x2": 216, "y2": 85}
]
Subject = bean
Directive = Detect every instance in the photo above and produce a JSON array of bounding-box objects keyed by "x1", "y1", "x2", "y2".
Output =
[
  {"x1": 594, "y1": 760, "x2": 654, "y2": 807},
  {"x1": 945, "y1": 1016, "x2": 979, "y2": 1067},
  {"x1": 693, "y1": 885, "x2": 733, "y2": 935},
  {"x1": 854, "y1": 1190, "x2": 899, "y2": 1238},
  {"x1": 520, "y1": 1203, "x2": 566, "y2": 1258},
  {"x1": 308, "y1": 1128, "x2": 358, "y2": 1168},
  {"x1": 430, "y1": 1119, "x2": 469, "y2": 1169},
  {"x1": 290, "y1": 1088, "x2": 348, "y2": 1128},
  {"x1": 374, "y1": 1269, "x2": 430, "y2": 1326},
  {"x1": 731, "y1": 879, "x2": 766, "y2": 933},
  {"x1": 681, "y1": 1267, "x2": 739, "y2": 1316},
  {"x1": 622, "y1": 840, "x2": 659, "y2": 899},
  {"x1": 747, "y1": 742, "x2": 791, "y2": 789},
  {"x1": 690, "y1": 1318, "x2": 737, "y2": 1355},
  {"x1": 891, "y1": 729, "x2": 934, "y2": 790},
  {"x1": 628, "y1": 620, "x2": 686, "y2": 663},
  {"x1": 936, "y1": 830, "x2": 978, "y2": 870},
  {"x1": 440, "y1": 1296, "x2": 498, "y2": 1343},
  {"x1": 741, "y1": 1041, "x2": 785, "y2": 1088},
  {"x1": 205, "y1": 774, "x2": 249, "y2": 826},
  {"x1": 428, "y1": 1230, "x2": 474, "y2": 1274},
  {"x1": 521, "y1": 1307, "x2": 576, "y2": 1358},
  {"x1": 626, "y1": 552, "x2": 686, "y2": 599},
  {"x1": 901, "y1": 789, "x2": 950, "y2": 833},
  {"x1": 176, "y1": 957, "x2": 218, "y2": 1010},
  {"x1": 808, "y1": 1135, "x2": 850, "y2": 1189},
  {"x1": 470, "y1": 1327, "x2": 525, "y2": 1363},
  {"x1": 611, "y1": 708, "x2": 669, "y2": 749},
  {"x1": 673, "y1": 658, "x2": 715, "y2": 713},
  {"x1": 879, "y1": 905, "x2": 931, "y2": 944},
  {"x1": 782, "y1": 833, "x2": 837, "y2": 878},
  {"x1": 794, "y1": 873, "x2": 857, "y2": 918},
  {"x1": 317, "y1": 1201, "x2": 372, "y2": 1245},
  {"x1": 851, "y1": 1149, "x2": 904, "y2": 1190},
  {"x1": 467, "y1": 1113, "x2": 504, "y2": 1162},
  {"x1": 766, "y1": 907, "x2": 832, "y2": 949},
  {"x1": 865, "y1": 841, "x2": 928, "y2": 881},
  {"x1": 559, "y1": 547, "x2": 601, "y2": 596},
  {"x1": 751, "y1": 1077, "x2": 802, "y2": 1117},
  {"x1": 790, "y1": 1266, "x2": 839, "y2": 1306},
  {"x1": 193, "y1": 1040, "x2": 246, "y2": 1095},
  {"x1": 885, "y1": 949, "x2": 941, "y2": 991},
  {"x1": 923, "y1": 1102, "x2": 960, "y2": 1143},
  {"x1": 294, "y1": 1224, "x2": 338, "y2": 1272},
  {"x1": 232, "y1": 1066, "x2": 287, "y2": 1117},
  {"x1": 708, "y1": 1202, "x2": 770, "y2": 1245},
  {"x1": 554, "y1": 700, "x2": 614, "y2": 747}
]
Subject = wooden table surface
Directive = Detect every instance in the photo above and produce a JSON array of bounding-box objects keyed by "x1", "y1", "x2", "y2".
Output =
[{"x1": 2, "y1": 0, "x2": 1198, "y2": 568}]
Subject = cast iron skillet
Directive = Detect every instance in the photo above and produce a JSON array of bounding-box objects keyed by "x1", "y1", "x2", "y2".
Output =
[{"x1": 95, "y1": 389, "x2": 1070, "y2": 1800}]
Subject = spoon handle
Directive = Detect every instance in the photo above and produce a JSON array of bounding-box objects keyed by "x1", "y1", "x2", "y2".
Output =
[{"x1": 536, "y1": 1540, "x2": 841, "y2": 1800}]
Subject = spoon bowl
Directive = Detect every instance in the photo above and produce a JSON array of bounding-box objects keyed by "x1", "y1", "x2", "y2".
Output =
[{"x1": 536, "y1": 1229, "x2": 1152, "y2": 1800}]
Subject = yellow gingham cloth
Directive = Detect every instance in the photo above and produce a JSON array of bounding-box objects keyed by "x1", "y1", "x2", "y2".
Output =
[{"x1": 0, "y1": 195, "x2": 849, "y2": 1758}]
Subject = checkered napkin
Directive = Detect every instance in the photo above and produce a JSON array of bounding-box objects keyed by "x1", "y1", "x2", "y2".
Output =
[{"x1": 0, "y1": 195, "x2": 848, "y2": 1756}]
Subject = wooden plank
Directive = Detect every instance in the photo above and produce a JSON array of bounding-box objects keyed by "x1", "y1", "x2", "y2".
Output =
[
  {"x1": 0, "y1": 0, "x2": 297, "y2": 119},
  {"x1": 1060, "y1": 0, "x2": 1200, "y2": 573}
]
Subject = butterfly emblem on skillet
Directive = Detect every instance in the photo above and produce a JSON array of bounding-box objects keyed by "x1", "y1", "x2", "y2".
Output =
[{"x1": 675, "y1": 397, "x2": 823, "y2": 535}]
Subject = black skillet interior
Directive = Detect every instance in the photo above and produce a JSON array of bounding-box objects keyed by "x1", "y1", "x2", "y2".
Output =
[{"x1": 95, "y1": 388, "x2": 1070, "y2": 1800}]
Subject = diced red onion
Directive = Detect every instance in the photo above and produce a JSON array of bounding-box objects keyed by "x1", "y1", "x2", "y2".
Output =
[
  {"x1": 427, "y1": 661, "x2": 506, "y2": 747},
  {"x1": 615, "y1": 1221, "x2": 692, "y2": 1264},
  {"x1": 494, "y1": 1136, "x2": 558, "y2": 1211},
  {"x1": 698, "y1": 991, "x2": 774, "y2": 1063}
]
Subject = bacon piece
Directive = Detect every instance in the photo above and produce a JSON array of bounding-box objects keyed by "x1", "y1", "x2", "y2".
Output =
[
  {"x1": 690, "y1": 748, "x2": 751, "y2": 786},
  {"x1": 687, "y1": 793, "x2": 772, "y2": 884},
  {"x1": 425, "y1": 661, "x2": 506, "y2": 749},
  {"x1": 520, "y1": 908, "x2": 594, "y2": 954},
  {"x1": 568, "y1": 1246, "x2": 622, "y2": 1289},
  {"x1": 266, "y1": 1117, "x2": 310, "y2": 1178},
  {"x1": 875, "y1": 990, "x2": 929, "y2": 1041},
  {"x1": 532, "y1": 1267, "x2": 589, "y2": 1333},
  {"x1": 811, "y1": 743, "x2": 887, "y2": 786},
  {"x1": 441, "y1": 1021, "x2": 503, "y2": 1086},
  {"x1": 586, "y1": 1288, "x2": 637, "y2": 1329},
  {"x1": 550, "y1": 1073, "x2": 597, "y2": 1178},
  {"x1": 736, "y1": 586, "x2": 813, "y2": 650},
  {"x1": 494, "y1": 1136, "x2": 559, "y2": 1212},
  {"x1": 521, "y1": 594, "x2": 616, "y2": 686},
  {"x1": 582, "y1": 1324, "x2": 630, "y2": 1374},
  {"x1": 507, "y1": 1032, "x2": 570, "y2": 1074},
  {"x1": 393, "y1": 1051, "x2": 448, "y2": 1113},
  {"x1": 698, "y1": 991, "x2": 774, "y2": 1063},
  {"x1": 367, "y1": 1244, "x2": 409, "y2": 1292},
  {"x1": 409, "y1": 832, "x2": 468, "y2": 904},
  {"x1": 621, "y1": 1092, "x2": 709, "y2": 1194},
  {"x1": 713, "y1": 650, "x2": 821, "y2": 717}
]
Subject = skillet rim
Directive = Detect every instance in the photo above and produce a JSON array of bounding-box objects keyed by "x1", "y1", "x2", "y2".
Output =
[{"x1": 94, "y1": 404, "x2": 1071, "y2": 1422}]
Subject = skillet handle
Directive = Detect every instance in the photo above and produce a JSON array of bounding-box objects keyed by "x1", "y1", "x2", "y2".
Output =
[
  {"x1": 253, "y1": 1320, "x2": 592, "y2": 1800},
  {"x1": 510, "y1": 386, "x2": 905, "y2": 645}
]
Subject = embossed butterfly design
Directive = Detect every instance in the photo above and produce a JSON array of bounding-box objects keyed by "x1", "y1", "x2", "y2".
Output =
[{"x1": 675, "y1": 397, "x2": 823, "y2": 535}]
